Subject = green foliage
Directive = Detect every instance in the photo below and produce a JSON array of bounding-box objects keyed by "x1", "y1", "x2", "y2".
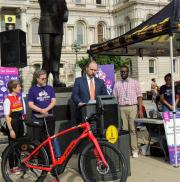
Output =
[
  {"x1": 77, "y1": 55, "x2": 130, "y2": 70},
  {"x1": 31, "y1": 71, "x2": 37, "y2": 86},
  {"x1": 77, "y1": 57, "x2": 89, "y2": 69}
]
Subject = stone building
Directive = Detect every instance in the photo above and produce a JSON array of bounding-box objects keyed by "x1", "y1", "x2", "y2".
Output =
[
  {"x1": 0, "y1": 0, "x2": 179, "y2": 93},
  {"x1": 113, "y1": 0, "x2": 180, "y2": 92}
]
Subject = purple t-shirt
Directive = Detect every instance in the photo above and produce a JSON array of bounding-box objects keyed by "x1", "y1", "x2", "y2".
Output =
[{"x1": 28, "y1": 85, "x2": 56, "y2": 115}]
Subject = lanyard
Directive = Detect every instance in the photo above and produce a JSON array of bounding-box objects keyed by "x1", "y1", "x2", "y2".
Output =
[
  {"x1": 121, "y1": 80, "x2": 129, "y2": 103},
  {"x1": 121, "y1": 80, "x2": 128, "y2": 97}
]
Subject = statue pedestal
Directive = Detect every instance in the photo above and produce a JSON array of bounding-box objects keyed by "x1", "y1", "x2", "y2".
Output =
[
  {"x1": 53, "y1": 87, "x2": 72, "y2": 122},
  {"x1": 54, "y1": 87, "x2": 72, "y2": 93},
  {"x1": 53, "y1": 87, "x2": 79, "y2": 152}
]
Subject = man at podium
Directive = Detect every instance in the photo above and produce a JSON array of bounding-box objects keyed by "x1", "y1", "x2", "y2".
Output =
[{"x1": 71, "y1": 60, "x2": 107, "y2": 121}]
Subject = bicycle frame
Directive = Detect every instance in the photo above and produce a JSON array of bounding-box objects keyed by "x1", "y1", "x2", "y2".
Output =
[{"x1": 22, "y1": 122, "x2": 108, "y2": 172}]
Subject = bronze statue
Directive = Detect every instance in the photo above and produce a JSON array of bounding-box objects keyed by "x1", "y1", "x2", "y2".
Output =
[{"x1": 38, "y1": 0, "x2": 68, "y2": 87}]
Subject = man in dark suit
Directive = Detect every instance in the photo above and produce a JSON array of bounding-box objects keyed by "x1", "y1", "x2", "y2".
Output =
[
  {"x1": 38, "y1": 0, "x2": 68, "y2": 87},
  {"x1": 71, "y1": 60, "x2": 107, "y2": 121}
]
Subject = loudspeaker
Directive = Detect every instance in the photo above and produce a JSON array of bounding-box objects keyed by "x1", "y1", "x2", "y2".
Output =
[
  {"x1": 0, "y1": 29, "x2": 27, "y2": 68},
  {"x1": 114, "y1": 130, "x2": 131, "y2": 176}
]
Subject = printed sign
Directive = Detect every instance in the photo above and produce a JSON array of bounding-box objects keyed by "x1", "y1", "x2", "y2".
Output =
[
  {"x1": 163, "y1": 111, "x2": 180, "y2": 165},
  {"x1": 96, "y1": 64, "x2": 115, "y2": 95},
  {"x1": 0, "y1": 67, "x2": 19, "y2": 117},
  {"x1": 4, "y1": 15, "x2": 16, "y2": 24},
  {"x1": 105, "y1": 125, "x2": 118, "y2": 144}
]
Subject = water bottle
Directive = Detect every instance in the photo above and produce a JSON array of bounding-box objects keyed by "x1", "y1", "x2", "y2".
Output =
[{"x1": 53, "y1": 138, "x2": 61, "y2": 158}]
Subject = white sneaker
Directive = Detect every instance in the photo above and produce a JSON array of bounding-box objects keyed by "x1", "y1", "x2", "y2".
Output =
[{"x1": 132, "y1": 151, "x2": 139, "y2": 158}]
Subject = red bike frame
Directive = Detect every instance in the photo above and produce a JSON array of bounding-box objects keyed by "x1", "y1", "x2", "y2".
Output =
[{"x1": 22, "y1": 122, "x2": 108, "y2": 172}]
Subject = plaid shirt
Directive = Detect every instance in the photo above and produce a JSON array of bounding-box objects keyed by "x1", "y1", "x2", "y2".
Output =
[{"x1": 113, "y1": 78, "x2": 142, "y2": 106}]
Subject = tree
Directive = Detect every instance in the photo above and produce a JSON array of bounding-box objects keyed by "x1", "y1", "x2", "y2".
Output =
[{"x1": 77, "y1": 55, "x2": 130, "y2": 70}]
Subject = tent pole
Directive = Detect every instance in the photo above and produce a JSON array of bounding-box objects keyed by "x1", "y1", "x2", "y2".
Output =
[{"x1": 169, "y1": 35, "x2": 178, "y2": 167}]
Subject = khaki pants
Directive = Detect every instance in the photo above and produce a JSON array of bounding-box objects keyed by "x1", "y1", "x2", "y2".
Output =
[{"x1": 119, "y1": 105, "x2": 138, "y2": 151}]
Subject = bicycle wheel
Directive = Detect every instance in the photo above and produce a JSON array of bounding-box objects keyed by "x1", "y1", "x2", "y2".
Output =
[
  {"x1": 79, "y1": 140, "x2": 128, "y2": 182},
  {"x1": 1, "y1": 140, "x2": 49, "y2": 182}
]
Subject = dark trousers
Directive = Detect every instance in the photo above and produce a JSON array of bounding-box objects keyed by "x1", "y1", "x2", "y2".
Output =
[
  {"x1": 39, "y1": 34, "x2": 63, "y2": 74},
  {"x1": 32, "y1": 117, "x2": 55, "y2": 143},
  {"x1": 8, "y1": 112, "x2": 24, "y2": 168},
  {"x1": 32, "y1": 117, "x2": 55, "y2": 164}
]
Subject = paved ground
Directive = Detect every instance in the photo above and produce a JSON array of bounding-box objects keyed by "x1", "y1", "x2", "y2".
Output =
[
  {"x1": 1, "y1": 148, "x2": 180, "y2": 182},
  {"x1": 0, "y1": 101, "x2": 180, "y2": 181},
  {"x1": 53, "y1": 154, "x2": 180, "y2": 182}
]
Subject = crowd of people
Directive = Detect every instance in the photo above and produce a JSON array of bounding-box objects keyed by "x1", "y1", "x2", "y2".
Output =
[{"x1": 2, "y1": 60, "x2": 180, "y2": 174}]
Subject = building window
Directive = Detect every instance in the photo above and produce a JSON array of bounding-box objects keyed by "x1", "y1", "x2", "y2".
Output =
[
  {"x1": 1, "y1": 15, "x2": 6, "y2": 31},
  {"x1": 117, "y1": 25, "x2": 124, "y2": 36},
  {"x1": 173, "y1": 58, "x2": 178, "y2": 74},
  {"x1": 33, "y1": 64, "x2": 41, "y2": 71},
  {"x1": 97, "y1": 23, "x2": 104, "y2": 43},
  {"x1": 97, "y1": 22, "x2": 106, "y2": 43},
  {"x1": 125, "y1": 17, "x2": 131, "y2": 32},
  {"x1": 149, "y1": 59, "x2": 155, "y2": 73},
  {"x1": 76, "y1": 21, "x2": 85, "y2": 45},
  {"x1": 31, "y1": 19, "x2": 40, "y2": 45},
  {"x1": 96, "y1": 0, "x2": 102, "y2": 4},
  {"x1": 76, "y1": 0, "x2": 81, "y2": 4}
]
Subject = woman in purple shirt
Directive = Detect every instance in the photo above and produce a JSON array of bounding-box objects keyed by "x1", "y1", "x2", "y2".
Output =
[{"x1": 28, "y1": 69, "x2": 56, "y2": 142}]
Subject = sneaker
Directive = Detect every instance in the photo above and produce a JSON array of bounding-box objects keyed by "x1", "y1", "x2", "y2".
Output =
[
  {"x1": 10, "y1": 167, "x2": 21, "y2": 175},
  {"x1": 132, "y1": 151, "x2": 139, "y2": 158}
]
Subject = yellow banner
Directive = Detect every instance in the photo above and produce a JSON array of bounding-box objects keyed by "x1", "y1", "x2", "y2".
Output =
[{"x1": 4, "y1": 15, "x2": 16, "y2": 24}]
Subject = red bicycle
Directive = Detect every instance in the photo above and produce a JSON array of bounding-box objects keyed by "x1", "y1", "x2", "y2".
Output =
[{"x1": 1, "y1": 115, "x2": 128, "y2": 182}]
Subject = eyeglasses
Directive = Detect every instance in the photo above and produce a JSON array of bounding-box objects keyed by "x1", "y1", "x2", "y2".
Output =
[{"x1": 39, "y1": 77, "x2": 47, "y2": 81}]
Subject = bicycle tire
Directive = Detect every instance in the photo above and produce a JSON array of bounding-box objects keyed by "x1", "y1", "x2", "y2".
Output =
[
  {"x1": 1, "y1": 140, "x2": 49, "y2": 182},
  {"x1": 79, "y1": 140, "x2": 128, "y2": 182}
]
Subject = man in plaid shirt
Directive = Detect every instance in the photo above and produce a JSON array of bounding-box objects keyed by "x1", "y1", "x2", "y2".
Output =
[{"x1": 113, "y1": 66, "x2": 143, "y2": 158}]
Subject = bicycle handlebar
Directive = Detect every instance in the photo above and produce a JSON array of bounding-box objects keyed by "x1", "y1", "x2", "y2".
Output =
[{"x1": 85, "y1": 113, "x2": 97, "y2": 122}]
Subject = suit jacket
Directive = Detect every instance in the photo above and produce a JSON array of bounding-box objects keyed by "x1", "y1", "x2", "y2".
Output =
[
  {"x1": 38, "y1": 0, "x2": 68, "y2": 34},
  {"x1": 71, "y1": 76, "x2": 108, "y2": 105}
]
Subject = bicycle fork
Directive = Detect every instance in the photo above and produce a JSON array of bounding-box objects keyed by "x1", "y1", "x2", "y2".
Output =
[{"x1": 90, "y1": 135, "x2": 109, "y2": 174}]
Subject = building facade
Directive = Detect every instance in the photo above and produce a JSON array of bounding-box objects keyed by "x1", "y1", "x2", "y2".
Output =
[
  {"x1": 0, "y1": 0, "x2": 179, "y2": 93},
  {"x1": 113, "y1": 0, "x2": 180, "y2": 92}
]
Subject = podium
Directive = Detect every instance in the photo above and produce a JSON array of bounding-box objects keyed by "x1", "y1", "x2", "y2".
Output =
[
  {"x1": 96, "y1": 95, "x2": 121, "y2": 136},
  {"x1": 80, "y1": 95, "x2": 121, "y2": 136}
]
